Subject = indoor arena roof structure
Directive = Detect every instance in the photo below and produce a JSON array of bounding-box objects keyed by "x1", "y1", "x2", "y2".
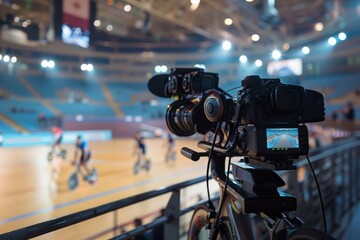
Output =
[{"x1": 0, "y1": 0, "x2": 359, "y2": 53}]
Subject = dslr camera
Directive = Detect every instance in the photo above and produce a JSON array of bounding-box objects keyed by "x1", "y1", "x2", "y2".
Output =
[{"x1": 148, "y1": 68, "x2": 325, "y2": 169}]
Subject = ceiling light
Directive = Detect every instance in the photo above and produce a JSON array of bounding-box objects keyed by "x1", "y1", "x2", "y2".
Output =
[
  {"x1": 94, "y1": 20, "x2": 101, "y2": 27},
  {"x1": 41, "y1": 60, "x2": 48, "y2": 68},
  {"x1": 314, "y1": 22, "x2": 323, "y2": 32},
  {"x1": 328, "y1": 37, "x2": 337, "y2": 46},
  {"x1": 239, "y1": 55, "x2": 248, "y2": 63},
  {"x1": 251, "y1": 34, "x2": 260, "y2": 42},
  {"x1": 155, "y1": 65, "x2": 162, "y2": 73},
  {"x1": 255, "y1": 59, "x2": 263, "y2": 67},
  {"x1": 86, "y1": 64, "x2": 94, "y2": 72},
  {"x1": 246, "y1": 0, "x2": 254, "y2": 2},
  {"x1": 271, "y1": 50, "x2": 281, "y2": 60},
  {"x1": 48, "y1": 60, "x2": 55, "y2": 68},
  {"x1": 282, "y1": 43, "x2": 290, "y2": 51},
  {"x1": 160, "y1": 65, "x2": 168, "y2": 72},
  {"x1": 124, "y1": 4, "x2": 131, "y2": 12},
  {"x1": 81, "y1": 63, "x2": 87, "y2": 71},
  {"x1": 224, "y1": 18, "x2": 233, "y2": 26},
  {"x1": 106, "y1": 24, "x2": 113, "y2": 31},
  {"x1": 190, "y1": 3, "x2": 199, "y2": 11},
  {"x1": 10, "y1": 56, "x2": 17, "y2": 63},
  {"x1": 3, "y1": 55, "x2": 10, "y2": 63},
  {"x1": 222, "y1": 40, "x2": 232, "y2": 51},
  {"x1": 338, "y1": 32, "x2": 347, "y2": 41},
  {"x1": 302, "y1": 46, "x2": 310, "y2": 54}
]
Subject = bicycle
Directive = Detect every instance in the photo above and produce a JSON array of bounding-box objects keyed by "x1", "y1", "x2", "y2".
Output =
[
  {"x1": 148, "y1": 68, "x2": 335, "y2": 240},
  {"x1": 68, "y1": 160, "x2": 98, "y2": 190},
  {"x1": 133, "y1": 158, "x2": 151, "y2": 174},
  {"x1": 47, "y1": 148, "x2": 66, "y2": 162}
]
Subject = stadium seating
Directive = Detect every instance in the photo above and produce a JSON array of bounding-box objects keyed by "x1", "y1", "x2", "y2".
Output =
[
  {"x1": 0, "y1": 71, "x2": 32, "y2": 97},
  {"x1": 0, "y1": 98, "x2": 54, "y2": 132},
  {"x1": 24, "y1": 74, "x2": 106, "y2": 101},
  {"x1": 0, "y1": 119, "x2": 17, "y2": 134},
  {"x1": 52, "y1": 101, "x2": 115, "y2": 116},
  {"x1": 106, "y1": 82, "x2": 147, "y2": 102}
]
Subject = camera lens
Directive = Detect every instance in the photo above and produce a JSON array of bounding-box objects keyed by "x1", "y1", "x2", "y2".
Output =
[
  {"x1": 204, "y1": 94, "x2": 224, "y2": 122},
  {"x1": 271, "y1": 85, "x2": 305, "y2": 113},
  {"x1": 166, "y1": 100, "x2": 196, "y2": 136}
]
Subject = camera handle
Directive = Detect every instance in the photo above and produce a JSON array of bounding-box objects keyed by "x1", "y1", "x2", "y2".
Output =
[{"x1": 181, "y1": 147, "x2": 208, "y2": 161}]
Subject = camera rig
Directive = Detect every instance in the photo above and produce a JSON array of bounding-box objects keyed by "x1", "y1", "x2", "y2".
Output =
[{"x1": 148, "y1": 68, "x2": 325, "y2": 170}]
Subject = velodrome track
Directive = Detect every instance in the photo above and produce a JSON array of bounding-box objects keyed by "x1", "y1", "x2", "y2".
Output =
[{"x1": 0, "y1": 138, "x2": 217, "y2": 239}]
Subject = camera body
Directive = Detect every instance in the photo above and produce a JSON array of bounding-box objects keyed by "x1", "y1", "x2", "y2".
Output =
[
  {"x1": 238, "y1": 75, "x2": 325, "y2": 125},
  {"x1": 150, "y1": 68, "x2": 325, "y2": 167}
]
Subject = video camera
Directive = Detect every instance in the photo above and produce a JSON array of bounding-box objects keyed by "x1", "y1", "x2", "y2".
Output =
[{"x1": 148, "y1": 68, "x2": 325, "y2": 170}]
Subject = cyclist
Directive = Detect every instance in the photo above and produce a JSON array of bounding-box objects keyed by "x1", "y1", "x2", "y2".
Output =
[
  {"x1": 50, "y1": 126, "x2": 66, "y2": 159},
  {"x1": 72, "y1": 135, "x2": 96, "y2": 183},
  {"x1": 164, "y1": 130, "x2": 176, "y2": 162},
  {"x1": 133, "y1": 130, "x2": 151, "y2": 174}
]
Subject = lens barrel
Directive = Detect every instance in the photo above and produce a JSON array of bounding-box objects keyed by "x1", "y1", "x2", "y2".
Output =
[{"x1": 166, "y1": 100, "x2": 196, "y2": 136}]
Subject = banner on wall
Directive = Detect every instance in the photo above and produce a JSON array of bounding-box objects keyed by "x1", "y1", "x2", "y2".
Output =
[{"x1": 1, "y1": 130, "x2": 112, "y2": 147}]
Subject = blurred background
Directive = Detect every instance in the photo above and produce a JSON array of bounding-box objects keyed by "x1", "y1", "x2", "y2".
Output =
[{"x1": 0, "y1": 0, "x2": 360, "y2": 239}]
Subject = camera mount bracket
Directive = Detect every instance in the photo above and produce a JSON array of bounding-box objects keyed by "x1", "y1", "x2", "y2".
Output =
[{"x1": 230, "y1": 161, "x2": 297, "y2": 213}]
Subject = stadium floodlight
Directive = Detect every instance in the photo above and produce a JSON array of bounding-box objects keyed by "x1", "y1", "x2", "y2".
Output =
[
  {"x1": 271, "y1": 50, "x2": 281, "y2": 60},
  {"x1": 41, "y1": 60, "x2": 48, "y2": 68},
  {"x1": 328, "y1": 37, "x2": 337, "y2": 46},
  {"x1": 155, "y1": 65, "x2": 162, "y2": 73},
  {"x1": 48, "y1": 60, "x2": 55, "y2": 68},
  {"x1": 81, "y1": 63, "x2": 87, "y2": 71},
  {"x1": 3, "y1": 55, "x2": 10, "y2": 63},
  {"x1": 239, "y1": 55, "x2": 248, "y2": 63},
  {"x1": 160, "y1": 65, "x2": 168, "y2": 72},
  {"x1": 86, "y1": 64, "x2": 94, "y2": 72},
  {"x1": 222, "y1": 40, "x2": 232, "y2": 51},
  {"x1": 255, "y1": 59, "x2": 263, "y2": 67},
  {"x1": 302, "y1": 46, "x2": 310, "y2": 55}
]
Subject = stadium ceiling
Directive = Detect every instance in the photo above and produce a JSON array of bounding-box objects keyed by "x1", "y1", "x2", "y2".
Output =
[{"x1": 0, "y1": 0, "x2": 359, "y2": 53}]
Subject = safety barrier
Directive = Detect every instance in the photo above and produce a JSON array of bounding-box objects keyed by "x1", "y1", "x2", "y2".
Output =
[{"x1": 1, "y1": 136, "x2": 359, "y2": 239}]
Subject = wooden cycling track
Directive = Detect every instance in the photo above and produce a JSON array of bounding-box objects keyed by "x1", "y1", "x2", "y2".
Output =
[{"x1": 0, "y1": 138, "x2": 214, "y2": 239}]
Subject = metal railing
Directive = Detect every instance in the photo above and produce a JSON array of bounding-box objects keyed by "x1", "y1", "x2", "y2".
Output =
[{"x1": 1, "y1": 136, "x2": 360, "y2": 239}]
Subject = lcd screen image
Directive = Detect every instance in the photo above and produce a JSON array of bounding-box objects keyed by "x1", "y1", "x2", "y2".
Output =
[{"x1": 266, "y1": 128, "x2": 299, "y2": 149}]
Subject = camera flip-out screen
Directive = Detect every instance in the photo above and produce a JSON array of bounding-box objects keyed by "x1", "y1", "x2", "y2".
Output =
[{"x1": 266, "y1": 128, "x2": 299, "y2": 150}]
